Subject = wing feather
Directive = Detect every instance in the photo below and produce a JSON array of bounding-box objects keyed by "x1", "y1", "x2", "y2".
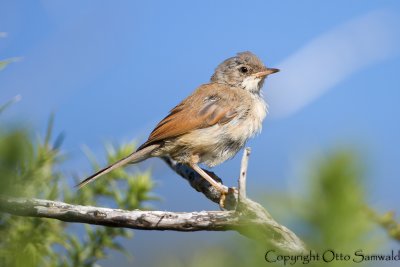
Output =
[{"x1": 137, "y1": 84, "x2": 238, "y2": 150}]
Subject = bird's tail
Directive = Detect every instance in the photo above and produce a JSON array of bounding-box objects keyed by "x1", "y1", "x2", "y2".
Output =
[{"x1": 75, "y1": 144, "x2": 159, "y2": 189}]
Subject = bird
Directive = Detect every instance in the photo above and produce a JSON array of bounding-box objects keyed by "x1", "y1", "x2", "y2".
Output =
[{"x1": 76, "y1": 51, "x2": 279, "y2": 206}]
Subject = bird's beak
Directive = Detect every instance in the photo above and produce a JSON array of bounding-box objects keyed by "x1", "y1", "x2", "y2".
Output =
[{"x1": 254, "y1": 68, "x2": 280, "y2": 78}]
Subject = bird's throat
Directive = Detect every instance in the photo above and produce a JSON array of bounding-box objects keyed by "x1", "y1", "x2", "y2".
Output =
[{"x1": 241, "y1": 76, "x2": 262, "y2": 93}]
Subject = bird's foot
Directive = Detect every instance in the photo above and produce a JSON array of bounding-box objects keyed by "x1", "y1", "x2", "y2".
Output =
[
  {"x1": 214, "y1": 185, "x2": 228, "y2": 210},
  {"x1": 219, "y1": 191, "x2": 227, "y2": 209},
  {"x1": 218, "y1": 187, "x2": 237, "y2": 210}
]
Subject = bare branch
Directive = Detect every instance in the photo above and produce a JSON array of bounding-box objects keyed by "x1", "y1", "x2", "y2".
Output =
[
  {"x1": 0, "y1": 196, "x2": 306, "y2": 253},
  {"x1": 0, "y1": 148, "x2": 307, "y2": 254},
  {"x1": 238, "y1": 147, "x2": 251, "y2": 202},
  {"x1": 0, "y1": 197, "x2": 237, "y2": 231}
]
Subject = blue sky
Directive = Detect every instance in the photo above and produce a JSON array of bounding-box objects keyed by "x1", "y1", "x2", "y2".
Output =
[{"x1": 1, "y1": 1, "x2": 400, "y2": 265}]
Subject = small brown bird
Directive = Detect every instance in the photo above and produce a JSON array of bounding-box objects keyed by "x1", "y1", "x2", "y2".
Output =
[{"x1": 77, "y1": 51, "x2": 279, "y2": 205}]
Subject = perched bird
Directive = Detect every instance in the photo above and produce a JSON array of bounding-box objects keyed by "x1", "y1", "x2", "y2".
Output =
[{"x1": 77, "y1": 51, "x2": 279, "y2": 206}]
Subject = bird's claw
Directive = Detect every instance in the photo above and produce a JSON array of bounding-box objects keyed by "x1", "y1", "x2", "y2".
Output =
[{"x1": 219, "y1": 191, "x2": 227, "y2": 209}]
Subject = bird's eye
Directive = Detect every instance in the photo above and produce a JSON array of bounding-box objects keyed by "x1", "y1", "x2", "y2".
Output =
[{"x1": 239, "y1": 66, "x2": 248, "y2": 73}]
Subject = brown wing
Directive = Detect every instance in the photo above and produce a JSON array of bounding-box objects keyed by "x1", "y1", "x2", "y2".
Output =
[{"x1": 137, "y1": 83, "x2": 238, "y2": 150}]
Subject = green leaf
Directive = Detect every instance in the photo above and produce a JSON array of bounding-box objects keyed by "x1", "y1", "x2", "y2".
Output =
[
  {"x1": 0, "y1": 95, "x2": 21, "y2": 114},
  {"x1": 0, "y1": 57, "x2": 22, "y2": 71}
]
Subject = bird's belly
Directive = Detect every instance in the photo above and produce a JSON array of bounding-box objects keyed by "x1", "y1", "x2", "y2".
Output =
[{"x1": 173, "y1": 115, "x2": 263, "y2": 167}]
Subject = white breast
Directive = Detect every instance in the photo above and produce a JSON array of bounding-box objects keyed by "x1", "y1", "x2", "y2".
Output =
[
  {"x1": 228, "y1": 94, "x2": 267, "y2": 141},
  {"x1": 251, "y1": 95, "x2": 268, "y2": 134}
]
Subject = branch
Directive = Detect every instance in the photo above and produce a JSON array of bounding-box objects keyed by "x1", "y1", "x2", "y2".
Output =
[
  {"x1": 164, "y1": 148, "x2": 306, "y2": 253},
  {"x1": 238, "y1": 147, "x2": 250, "y2": 202},
  {"x1": 0, "y1": 197, "x2": 239, "y2": 231},
  {"x1": 0, "y1": 148, "x2": 307, "y2": 254},
  {"x1": 0, "y1": 196, "x2": 305, "y2": 253}
]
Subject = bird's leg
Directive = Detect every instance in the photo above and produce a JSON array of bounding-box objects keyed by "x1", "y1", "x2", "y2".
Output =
[{"x1": 189, "y1": 162, "x2": 228, "y2": 208}]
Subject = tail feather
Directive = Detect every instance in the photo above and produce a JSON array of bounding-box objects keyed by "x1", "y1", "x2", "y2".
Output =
[{"x1": 76, "y1": 144, "x2": 159, "y2": 189}]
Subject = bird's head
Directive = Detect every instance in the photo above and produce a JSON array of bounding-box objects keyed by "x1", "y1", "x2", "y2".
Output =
[{"x1": 211, "y1": 51, "x2": 279, "y2": 93}]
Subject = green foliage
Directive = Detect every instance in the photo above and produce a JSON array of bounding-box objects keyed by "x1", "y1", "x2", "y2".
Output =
[
  {"x1": 0, "y1": 108, "x2": 157, "y2": 266},
  {"x1": 303, "y1": 151, "x2": 371, "y2": 251},
  {"x1": 368, "y1": 209, "x2": 400, "y2": 242},
  {"x1": 0, "y1": 117, "x2": 68, "y2": 267},
  {"x1": 0, "y1": 57, "x2": 21, "y2": 72}
]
